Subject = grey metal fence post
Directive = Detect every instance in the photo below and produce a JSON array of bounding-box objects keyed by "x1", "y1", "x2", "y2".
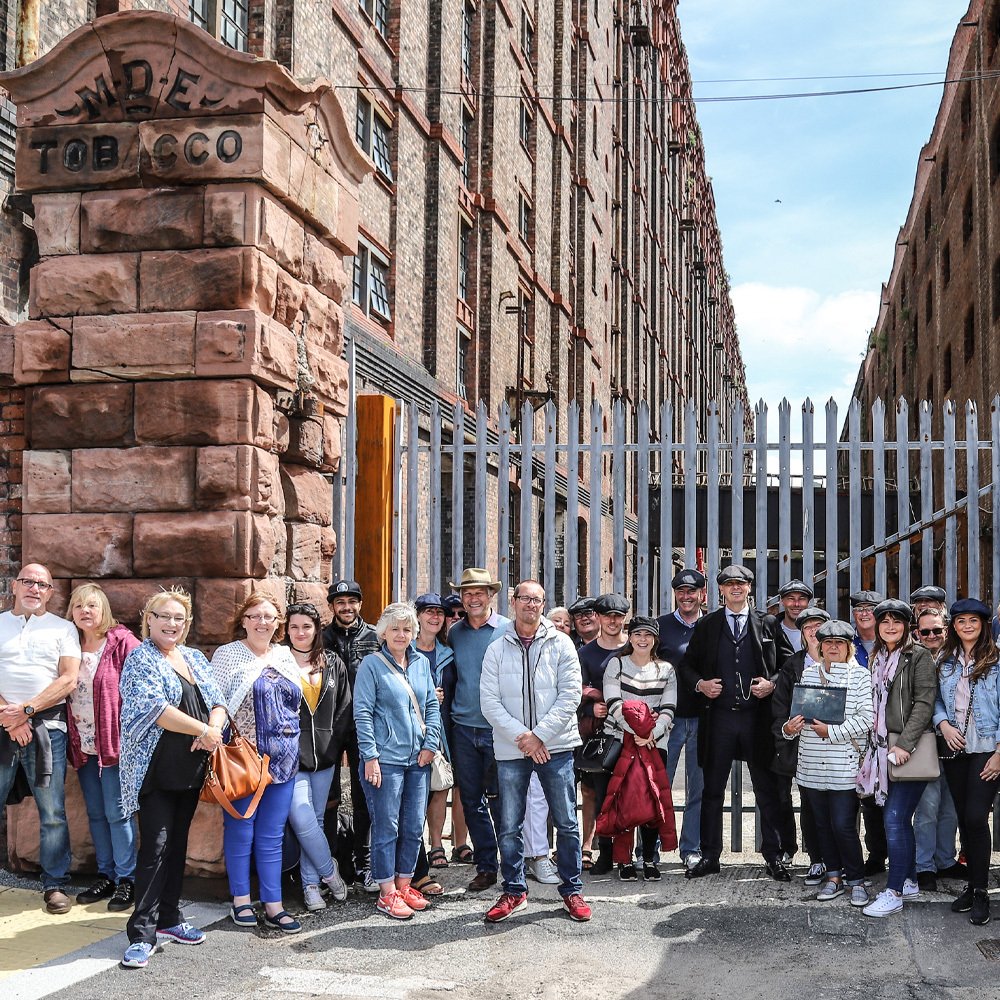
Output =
[
  {"x1": 658, "y1": 402, "x2": 674, "y2": 612},
  {"x1": 475, "y1": 402, "x2": 489, "y2": 569},
  {"x1": 613, "y1": 400, "x2": 626, "y2": 596},
  {"x1": 920, "y1": 402, "x2": 934, "y2": 585},
  {"x1": 429, "y1": 401, "x2": 442, "y2": 595},
  {"x1": 451, "y1": 402, "x2": 465, "y2": 591},
  {"x1": 520, "y1": 402, "x2": 535, "y2": 584},
  {"x1": 801, "y1": 398, "x2": 815, "y2": 587},
  {"x1": 543, "y1": 401, "x2": 558, "y2": 602},
  {"x1": 848, "y1": 399, "x2": 862, "y2": 596},
  {"x1": 872, "y1": 398, "x2": 887, "y2": 597},
  {"x1": 895, "y1": 399, "x2": 911, "y2": 602},
  {"x1": 706, "y1": 401, "x2": 720, "y2": 604},
  {"x1": 825, "y1": 399, "x2": 839, "y2": 616},
  {"x1": 778, "y1": 399, "x2": 791, "y2": 588},
  {"x1": 406, "y1": 401, "x2": 419, "y2": 597},
  {"x1": 497, "y1": 403, "x2": 512, "y2": 616},
  {"x1": 966, "y1": 401, "x2": 981, "y2": 600},
  {"x1": 636, "y1": 402, "x2": 651, "y2": 615},
  {"x1": 566, "y1": 402, "x2": 580, "y2": 604},
  {"x1": 944, "y1": 401, "x2": 957, "y2": 603},
  {"x1": 684, "y1": 401, "x2": 698, "y2": 575},
  {"x1": 754, "y1": 401, "x2": 768, "y2": 609},
  {"x1": 589, "y1": 402, "x2": 603, "y2": 598}
]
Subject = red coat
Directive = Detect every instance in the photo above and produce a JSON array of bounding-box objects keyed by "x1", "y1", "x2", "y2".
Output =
[{"x1": 595, "y1": 702, "x2": 677, "y2": 863}]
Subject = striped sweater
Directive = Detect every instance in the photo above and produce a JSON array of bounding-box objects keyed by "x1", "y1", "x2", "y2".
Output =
[
  {"x1": 602, "y1": 655, "x2": 677, "y2": 750},
  {"x1": 785, "y1": 659, "x2": 873, "y2": 791}
]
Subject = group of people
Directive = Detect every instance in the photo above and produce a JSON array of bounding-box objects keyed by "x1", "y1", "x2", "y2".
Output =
[{"x1": 1, "y1": 558, "x2": 998, "y2": 972}]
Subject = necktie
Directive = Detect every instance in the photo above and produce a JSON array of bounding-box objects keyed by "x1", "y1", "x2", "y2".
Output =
[{"x1": 731, "y1": 614, "x2": 745, "y2": 639}]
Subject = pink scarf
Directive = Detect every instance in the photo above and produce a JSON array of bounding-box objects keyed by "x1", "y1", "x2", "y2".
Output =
[{"x1": 856, "y1": 648, "x2": 901, "y2": 805}]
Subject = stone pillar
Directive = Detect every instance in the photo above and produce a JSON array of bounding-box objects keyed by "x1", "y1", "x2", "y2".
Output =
[
  {"x1": 0, "y1": 11, "x2": 369, "y2": 642},
  {"x1": 0, "y1": 12, "x2": 369, "y2": 874}
]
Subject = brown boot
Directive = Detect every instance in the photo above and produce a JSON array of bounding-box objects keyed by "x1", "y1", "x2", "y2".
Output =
[
  {"x1": 44, "y1": 889, "x2": 72, "y2": 914},
  {"x1": 467, "y1": 870, "x2": 498, "y2": 891}
]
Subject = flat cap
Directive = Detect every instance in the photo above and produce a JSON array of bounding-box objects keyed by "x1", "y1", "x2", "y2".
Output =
[
  {"x1": 672, "y1": 568, "x2": 707, "y2": 590},
  {"x1": 816, "y1": 620, "x2": 856, "y2": 643},
  {"x1": 328, "y1": 579, "x2": 362, "y2": 601},
  {"x1": 568, "y1": 597, "x2": 597, "y2": 616},
  {"x1": 849, "y1": 590, "x2": 884, "y2": 607},
  {"x1": 795, "y1": 606, "x2": 830, "y2": 629},
  {"x1": 873, "y1": 598, "x2": 913, "y2": 623},
  {"x1": 594, "y1": 593, "x2": 630, "y2": 615},
  {"x1": 414, "y1": 592, "x2": 446, "y2": 612},
  {"x1": 909, "y1": 585, "x2": 946, "y2": 604},
  {"x1": 443, "y1": 594, "x2": 464, "y2": 612},
  {"x1": 717, "y1": 564, "x2": 754, "y2": 585},
  {"x1": 626, "y1": 615, "x2": 659, "y2": 637},
  {"x1": 949, "y1": 598, "x2": 991, "y2": 619},
  {"x1": 779, "y1": 579, "x2": 814, "y2": 599}
]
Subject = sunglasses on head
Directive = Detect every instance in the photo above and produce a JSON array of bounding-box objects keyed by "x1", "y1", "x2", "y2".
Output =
[{"x1": 918, "y1": 627, "x2": 946, "y2": 637}]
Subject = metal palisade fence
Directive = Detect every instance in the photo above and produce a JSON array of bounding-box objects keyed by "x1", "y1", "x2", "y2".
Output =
[{"x1": 352, "y1": 395, "x2": 1000, "y2": 617}]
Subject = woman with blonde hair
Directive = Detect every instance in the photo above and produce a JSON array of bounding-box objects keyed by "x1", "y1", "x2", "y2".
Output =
[
  {"x1": 118, "y1": 589, "x2": 226, "y2": 969},
  {"x1": 211, "y1": 591, "x2": 303, "y2": 933},
  {"x1": 66, "y1": 583, "x2": 141, "y2": 911},
  {"x1": 354, "y1": 602, "x2": 441, "y2": 919}
]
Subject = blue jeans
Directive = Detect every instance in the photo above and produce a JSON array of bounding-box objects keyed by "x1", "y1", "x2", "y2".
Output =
[
  {"x1": 914, "y1": 774, "x2": 959, "y2": 874},
  {"x1": 0, "y1": 727, "x2": 70, "y2": 888},
  {"x1": 77, "y1": 757, "x2": 137, "y2": 881},
  {"x1": 223, "y1": 778, "x2": 295, "y2": 903},
  {"x1": 496, "y1": 751, "x2": 582, "y2": 898},
  {"x1": 884, "y1": 778, "x2": 927, "y2": 892},
  {"x1": 452, "y1": 723, "x2": 500, "y2": 873},
  {"x1": 360, "y1": 760, "x2": 430, "y2": 884},
  {"x1": 288, "y1": 767, "x2": 337, "y2": 887},
  {"x1": 666, "y1": 716, "x2": 703, "y2": 859}
]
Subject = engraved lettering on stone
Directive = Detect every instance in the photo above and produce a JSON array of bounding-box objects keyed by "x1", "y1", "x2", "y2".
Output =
[
  {"x1": 31, "y1": 140, "x2": 57, "y2": 173},
  {"x1": 121, "y1": 59, "x2": 155, "y2": 115},
  {"x1": 152, "y1": 132, "x2": 178, "y2": 169},
  {"x1": 216, "y1": 130, "x2": 242, "y2": 164},
  {"x1": 92, "y1": 135, "x2": 120, "y2": 171},
  {"x1": 56, "y1": 74, "x2": 117, "y2": 121},
  {"x1": 184, "y1": 131, "x2": 209, "y2": 165},
  {"x1": 63, "y1": 139, "x2": 88, "y2": 172},
  {"x1": 165, "y1": 68, "x2": 200, "y2": 112}
]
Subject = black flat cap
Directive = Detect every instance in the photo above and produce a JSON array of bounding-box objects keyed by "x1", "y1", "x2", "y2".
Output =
[
  {"x1": 795, "y1": 606, "x2": 830, "y2": 628},
  {"x1": 568, "y1": 597, "x2": 597, "y2": 616},
  {"x1": 816, "y1": 620, "x2": 856, "y2": 642},
  {"x1": 779, "y1": 579, "x2": 814, "y2": 599},
  {"x1": 594, "y1": 593, "x2": 630, "y2": 615},
  {"x1": 626, "y1": 615, "x2": 659, "y2": 637},
  {"x1": 850, "y1": 590, "x2": 883, "y2": 607},
  {"x1": 672, "y1": 568, "x2": 707, "y2": 590},
  {"x1": 717, "y1": 565, "x2": 754, "y2": 585},
  {"x1": 874, "y1": 598, "x2": 913, "y2": 623},
  {"x1": 910, "y1": 585, "x2": 946, "y2": 604},
  {"x1": 949, "y1": 598, "x2": 991, "y2": 619}
]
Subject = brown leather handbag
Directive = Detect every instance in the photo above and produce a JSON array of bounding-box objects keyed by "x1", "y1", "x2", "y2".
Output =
[{"x1": 200, "y1": 713, "x2": 272, "y2": 820}]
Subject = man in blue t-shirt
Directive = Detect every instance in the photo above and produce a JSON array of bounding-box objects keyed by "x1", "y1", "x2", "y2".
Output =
[
  {"x1": 444, "y1": 567, "x2": 511, "y2": 892},
  {"x1": 656, "y1": 568, "x2": 706, "y2": 870}
]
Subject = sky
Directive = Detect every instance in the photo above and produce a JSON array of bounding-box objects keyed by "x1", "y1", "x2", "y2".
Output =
[{"x1": 678, "y1": 1, "x2": 972, "y2": 415}]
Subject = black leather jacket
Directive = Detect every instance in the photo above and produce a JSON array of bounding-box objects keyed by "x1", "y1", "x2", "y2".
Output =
[{"x1": 322, "y1": 617, "x2": 380, "y2": 690}]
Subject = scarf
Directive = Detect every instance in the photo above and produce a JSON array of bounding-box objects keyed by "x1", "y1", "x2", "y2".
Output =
[
  {"x1": 856, "y1": 648, "x2": 901, "y2": 805},
  {"x1": 211, "y1": 640, "x2": 301, "y2": 719}
]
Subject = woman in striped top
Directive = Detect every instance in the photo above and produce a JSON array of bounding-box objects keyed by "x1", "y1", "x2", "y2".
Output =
[
  {"x1": 782, "y1": 619, "x2": 873, "y2": 907},
  {"x1": 603, "y1": 616, "x2": 677, "y2": 880}
]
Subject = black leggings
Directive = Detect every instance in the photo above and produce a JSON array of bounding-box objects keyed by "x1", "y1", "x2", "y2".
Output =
[{"x1": 943, "y1": 752, "x2": 999, "y2": 891}]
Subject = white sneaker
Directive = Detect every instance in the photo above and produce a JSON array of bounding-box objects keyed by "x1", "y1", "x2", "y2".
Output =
[
  {"x1": 322, "y1": 860, "x2": 348, "y2": 902},
  {"x1": 901, "y1": 878, "x2": 920, "y2": 898},
  {"x1": 803, "y1": 862, "x2": 827, "y2": 886},
  {"x1": 684, "y1": 854, "x2": 703, "y2": 871},
  {"x1": 303, "y1": 884, "x2": 326, "y2": 911},
  {"x1": 525, "y1": 857, "x2": 560, "y2": 885},
  {"x1": 863, "y1": 889, "x2": 903, "y2": 918}
]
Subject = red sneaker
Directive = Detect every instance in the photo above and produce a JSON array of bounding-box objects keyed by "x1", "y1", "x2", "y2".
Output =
[
  {"x1": 563, "y1": 893, "x2": 592, "y2": 922},
  {"x1": 485, "y1": 892, "x2": 528, "y2": 923},
  {"x1": 398, "y1": 885, "x2": 429, "y2": 911}
]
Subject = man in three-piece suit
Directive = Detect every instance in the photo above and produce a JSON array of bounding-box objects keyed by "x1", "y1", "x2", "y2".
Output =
[{"x1": 677, "y1": 564, "x2": 795, "y2": 881}]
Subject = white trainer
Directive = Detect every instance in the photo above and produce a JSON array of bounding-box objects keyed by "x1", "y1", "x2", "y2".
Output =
[
  {"x1": 303, "y1": 884, "x2": 326, "y2": 911},
  {"x1": 863, "y1": 889, "x2": 903, "y2": 917},
  {"x1": 525, "y1": 856, "x2": 560, "y2": 885},
  {"x1": 901, "y1": 878, "x2": 920, "y2": 898},
  {"x1": 323, "y1": 860, "x2": 349, "y2": 902}
]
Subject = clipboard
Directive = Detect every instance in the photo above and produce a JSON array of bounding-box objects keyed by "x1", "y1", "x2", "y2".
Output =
[{"x1": 790, "y1": 683, "x2": 848, "y2": 725}]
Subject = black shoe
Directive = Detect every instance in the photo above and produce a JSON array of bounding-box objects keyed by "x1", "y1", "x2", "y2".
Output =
[
  {"x1": 618, "y1": 863, "x2": 638, "y2": 881},
  {"x1": 590, "y1": 850, "x2": 614, "y2": 876},
  {"x1": 862, "y1": 856, "x2": 887, "y2": 876},
  {"x1": 971, "y1": 890, "x2": 991, "y2": 926},
  {"x1": 764, "y1": 859, "x2": 792, "y2": 882},
  {"x1": 643, "y1": 863, "x2": 661, "y2": 881},
  {"x1": 917, "y1": 871, "x2": 938, "y2": 893},
  {"x1": 685, "y1": 857, "x2": 721, "y2": 880},
  {"x1": 107, "y1": 879, "x2": 135, "y2": 912},
  {"x1": 952, "y1": 884, "x2": 975, "y2": 913},
  {"x1": 77, "y1": 876, "x2": 116, "y2": 905},
  {"x1": 937, "y1": 861, "x2": 969, "y2": 880}
]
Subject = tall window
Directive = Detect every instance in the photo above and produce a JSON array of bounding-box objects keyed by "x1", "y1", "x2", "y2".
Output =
[
  {"x1": 461, "y1": 3, "x2": 474, "y2": 80},
  {"x1": 963, "y1": 188, "x2": 974, "y2": 245},
  {"x1": 188, "y1": 0, "x2": 248, "y2": 51},
  {"x1": 350, "y1": 238, "x2": 392, "y2": 322},
  {"x1": 991, "y1": 120, "x2": 1000, "y2": 183},
  {"x1": 458, "y1": 220, "x2": 472, "y2": 301},
  {"x1": 944, "y1": 344, "x2": 953, "y2": 392},
  {"x1": 925, "y1": 281, "x2": 933, "y2": 325},
  {"x1": 940, "y1": 148, "x2": 949, "y2": 195},
  {"x1": 517, "y1": 189, "x2": 531, "y2": 246},
  {"x1": 964, "y1": 307, "x2": 975, "y2": 360},
  {"x1": 994, "y1": 256, "x2": 1000, "y2": 322},
  {"x1": 354, "y1": 95, "x2": 393, "y2": 181},
  {"x1": 359, "y1": 0, "x2": 389, "y2": 37},
  {"x1": 460, "y1": 110, "x2": 472, "y2": 187},
  {"x1": 961, "y1": 89, "x2": 973, "y2": 141},
  {"x1": 457, "y1": 327, "x2": 471, "y2": 399},
  {"x1": 520, "y1": 6, "x2": 534, "y2": 62},
  {"x1": 943, "y1": 241, "x2": 951, "y2": 285},
  {"x1": 519, "y1": 98, "x2": 531, "y2": 147}
]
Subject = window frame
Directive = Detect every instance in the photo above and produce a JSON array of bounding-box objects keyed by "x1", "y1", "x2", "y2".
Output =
[
  {"x1": 349, "y1": 238, "x2": 393, "y2": 323},
  {"x1": 359, "y1": 0, "x2": 390, "y2": 38},
  {"x1": 517, "y1": 188, "x2": 532, "y2": 247},
  {"x1": 354, "y1": 93, "x2": 394, "y2": 182},
  {"x1": 188, "y1": 0, "x2": 249, "y2": 52}
]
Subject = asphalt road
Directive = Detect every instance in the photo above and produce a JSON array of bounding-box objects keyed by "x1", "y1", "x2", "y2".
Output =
[{"x1": 36, "y1": 859, "x2": 1000, "y2": 1000}]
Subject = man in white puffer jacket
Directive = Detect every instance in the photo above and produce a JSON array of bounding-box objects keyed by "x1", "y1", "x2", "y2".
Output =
[{"x1": 479, "y1": 579, "x2": 591, "y2": 924}]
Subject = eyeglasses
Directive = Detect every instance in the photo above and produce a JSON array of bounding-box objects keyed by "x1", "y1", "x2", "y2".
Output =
[
  {"x1": 515, "y1": 596, "x2": 544, "y2": 606},
  {"x1": 854, "y1": 607, "x2": 875, "y2": 615},
  {"x1": 148, "y1": 611, "x2": 188, "y2": 625},
  {"x1": 918, "y1": 628, "x2": 946, "y2": 637},
  {"x1": 244, "y1": 614, "x2": 277, "y2": 624},
  {"x1": 16, "y1": 578, "x2": 51, "y2": 591}
]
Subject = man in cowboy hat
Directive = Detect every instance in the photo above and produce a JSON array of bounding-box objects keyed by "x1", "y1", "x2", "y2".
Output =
[{"x1": 443, "y1": 568, "x2": 510, "y2": 892}]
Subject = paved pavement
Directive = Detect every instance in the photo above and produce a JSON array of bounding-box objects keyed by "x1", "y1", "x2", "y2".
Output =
[{"x1": 5, "y1": 858, "x2": 1000, "y2": 1000}]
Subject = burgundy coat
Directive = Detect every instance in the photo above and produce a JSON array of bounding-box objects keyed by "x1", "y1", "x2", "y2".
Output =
[
  {"x1": 66, "y1": 624, "x2": 141, "y2": 770},
  {"x1": 595, "y1": 702, "x2": 677, "y2": 863}
]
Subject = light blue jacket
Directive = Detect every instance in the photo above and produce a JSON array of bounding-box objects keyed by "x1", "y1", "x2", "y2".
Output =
[
  {"x1": 353, "y1": 645, "x2": 441, "y2": 765},
  {"x1": 934, "y1": 655, "x2": 1000, "y2": 746}
]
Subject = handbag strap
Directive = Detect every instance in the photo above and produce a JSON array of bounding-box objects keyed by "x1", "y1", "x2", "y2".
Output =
[
  {"x1": 376, "y1": 651, "x2": 427, "y2": 736},
  {"x1": 205, "y1": 753, "x2": 271, "y2": 820}
]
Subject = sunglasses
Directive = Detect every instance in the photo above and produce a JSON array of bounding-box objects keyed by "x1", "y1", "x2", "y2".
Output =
[{"x1": 918, "y1": 628, "x2": 946, "y2": 637}]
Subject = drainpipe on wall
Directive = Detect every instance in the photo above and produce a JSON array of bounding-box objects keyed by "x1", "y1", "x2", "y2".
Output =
[{"x1": 15, "y1": 0, "x2": 41, "y2": 68}]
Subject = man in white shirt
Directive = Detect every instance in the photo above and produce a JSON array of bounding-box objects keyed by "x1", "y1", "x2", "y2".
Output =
[{"x1": 0, "y1": 564, "x2": 81, "y2": 914}]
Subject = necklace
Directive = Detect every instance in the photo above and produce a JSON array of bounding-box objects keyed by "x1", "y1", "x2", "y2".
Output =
[{"x1": 734, "y1": 672, "x2": 754, "y2": 702}]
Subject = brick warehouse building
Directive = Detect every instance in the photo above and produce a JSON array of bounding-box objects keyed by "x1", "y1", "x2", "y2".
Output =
[{"x1": 0, "y1": 0, "x2": 747, "y2": 603}]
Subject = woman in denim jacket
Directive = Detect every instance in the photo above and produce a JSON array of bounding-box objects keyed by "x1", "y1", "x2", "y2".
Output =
[{"x1": 933, "y1": 598, "x2": 1000, "y2": 926}]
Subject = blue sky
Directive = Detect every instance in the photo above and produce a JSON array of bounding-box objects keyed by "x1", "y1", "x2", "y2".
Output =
[{"x1": 678, "y1": 2, "x2": 971, "y2": 411}]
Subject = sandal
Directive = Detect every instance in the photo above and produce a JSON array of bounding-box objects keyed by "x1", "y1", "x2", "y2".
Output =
[
  {"x1": 412, "y1": 875, "x2": 444, "y2": 896},
  {"x1": 230, "y1": 903, "x2": 258, "y2": 927},
  {"x1": 582, "y1": 849, "x2": 594, "y2": 872},
  {"x1": 428, "y1": 846, "x2": 449, "y2": 868},
  {"x1": 451, "y1": 843, "x2": 474, "y2": 865},
  {"x1": 263, "y1": 909, "x2": 302, "y2": 934}
]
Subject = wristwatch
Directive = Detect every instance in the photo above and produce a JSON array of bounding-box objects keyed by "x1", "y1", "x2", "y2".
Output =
[{"x1": 23, "y1": 704, "x2": 35, "y2": 717}]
